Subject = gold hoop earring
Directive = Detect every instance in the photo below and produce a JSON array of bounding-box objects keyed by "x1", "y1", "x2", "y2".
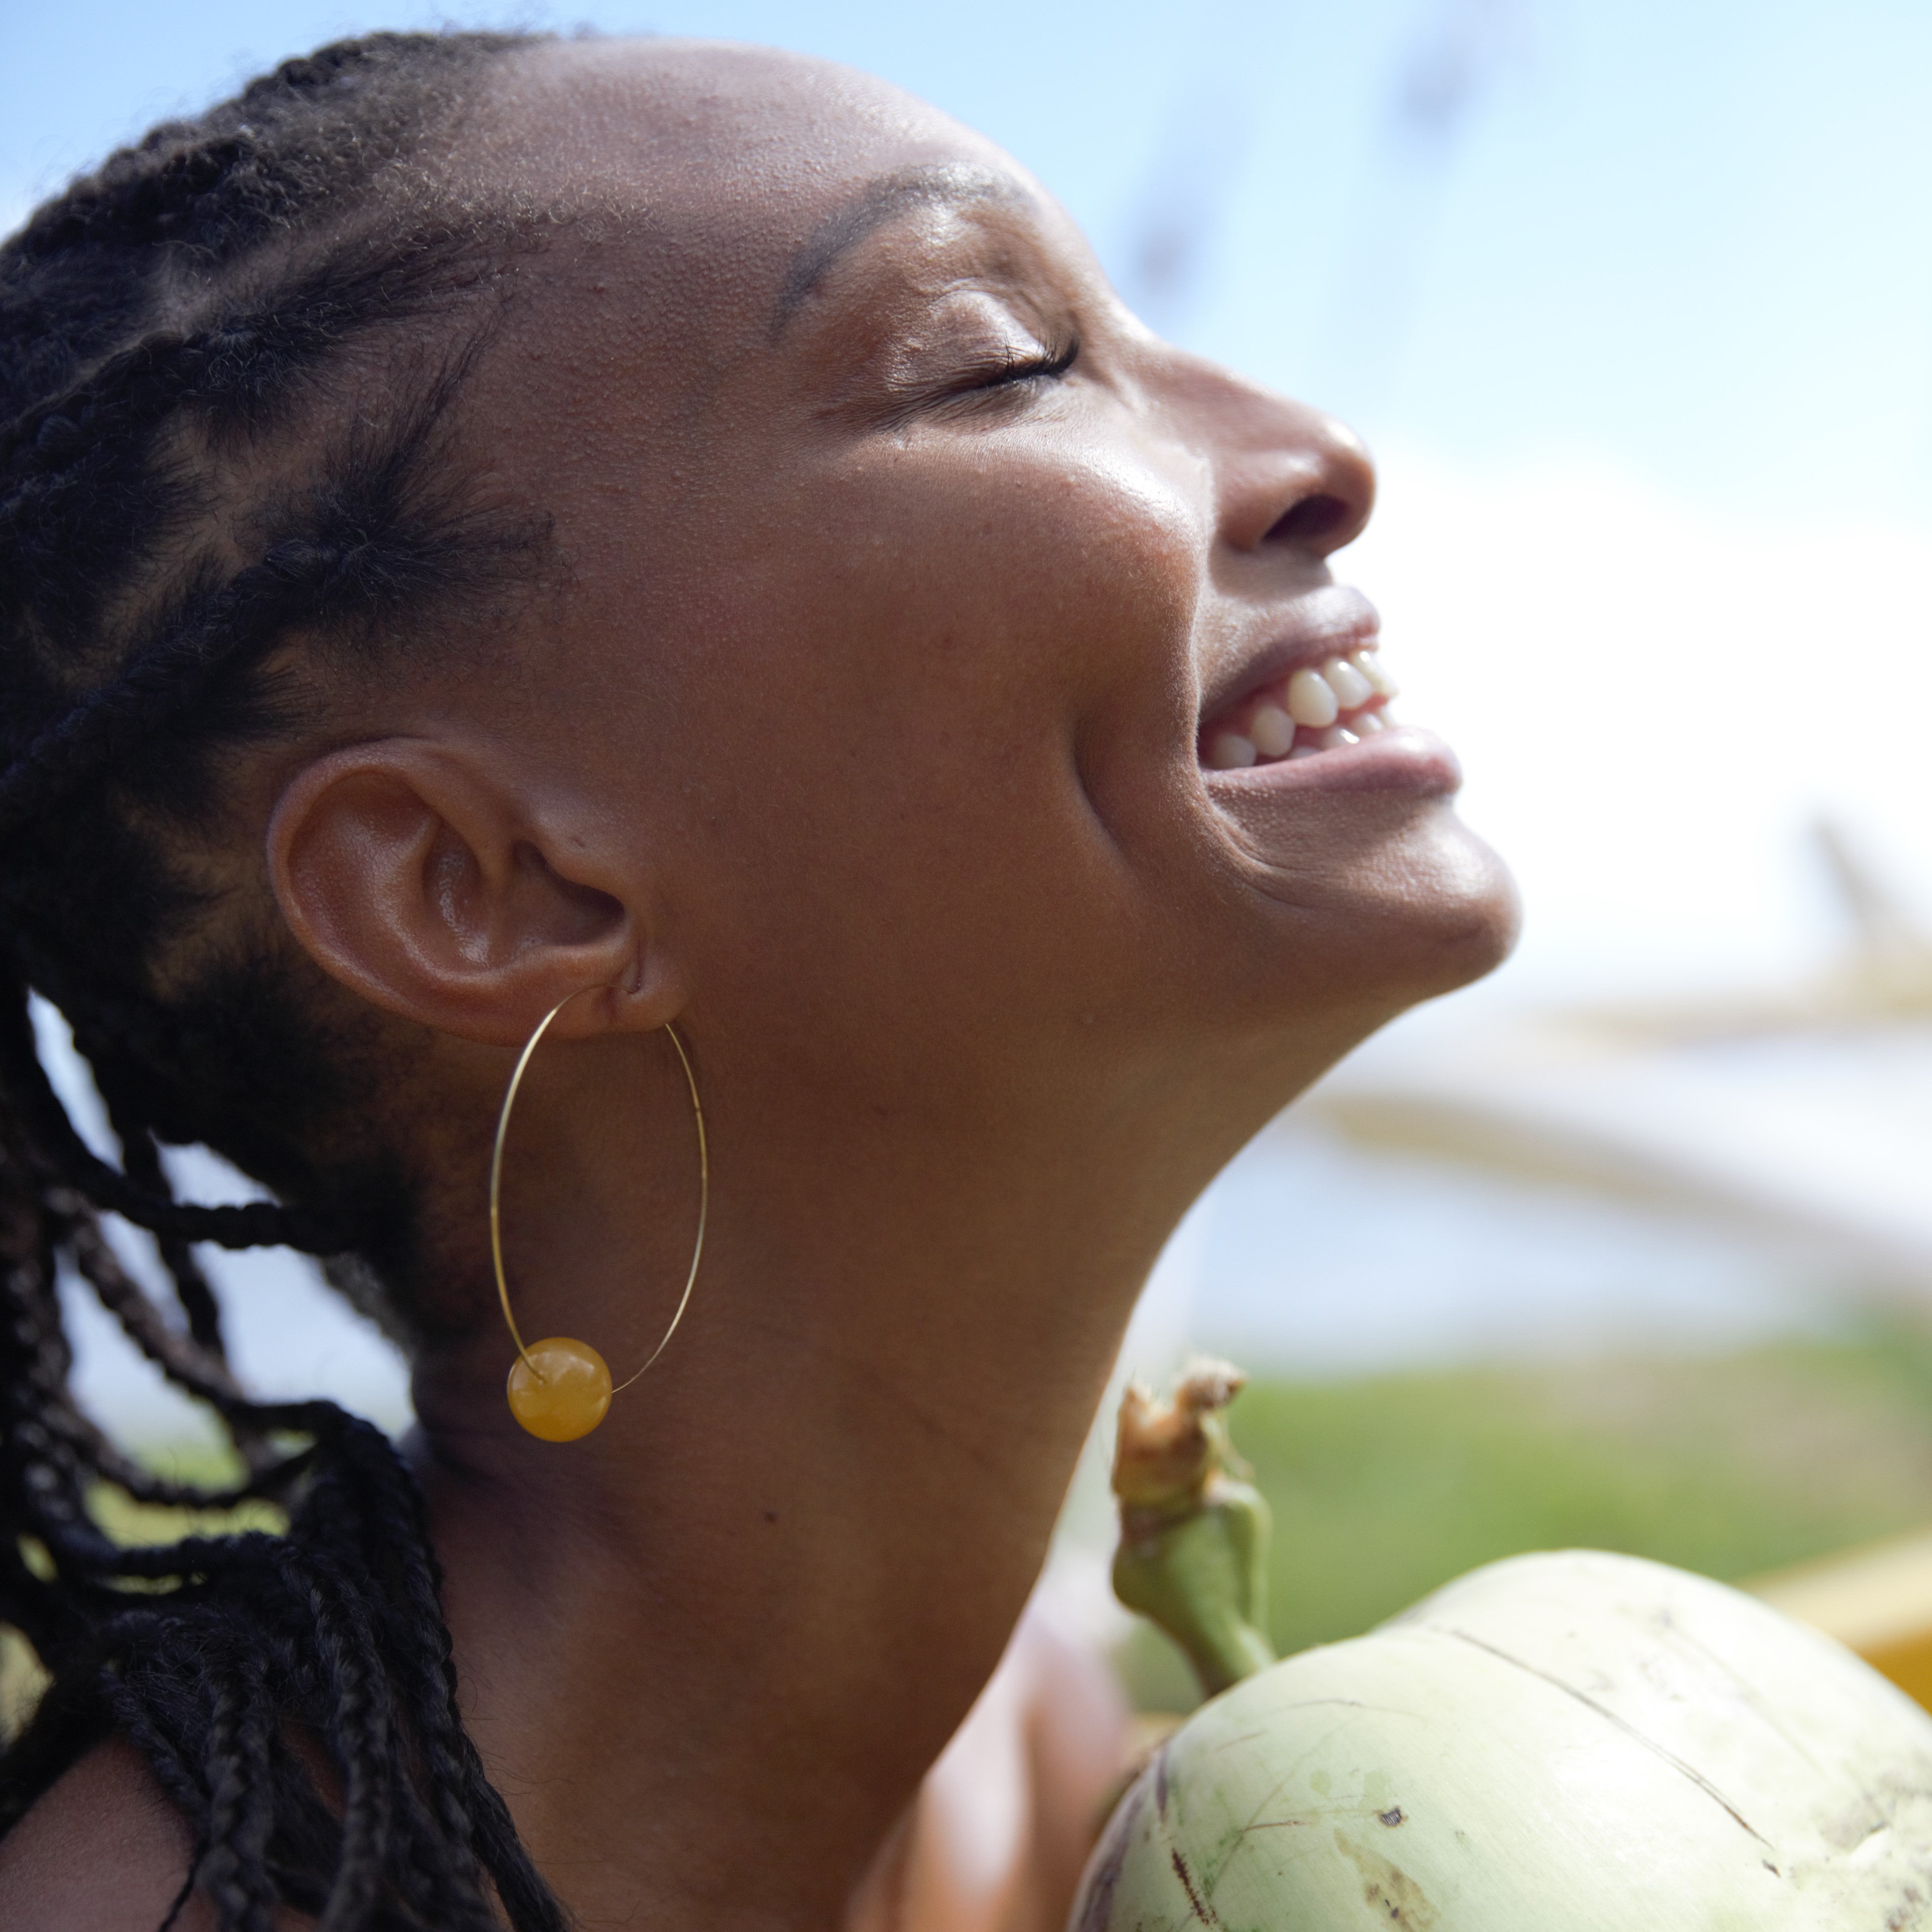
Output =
[{"x1": 492, "y1": 990, "x2": 708, "y2": 1442}]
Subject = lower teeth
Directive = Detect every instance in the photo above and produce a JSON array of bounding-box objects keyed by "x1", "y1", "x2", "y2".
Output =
[
  {"x1": 1249, "y1": 704, "x2": 1297, "y2": 758},
  {"x1": 1203, "y1": 704, "x2": 1395, "y2": 771}
]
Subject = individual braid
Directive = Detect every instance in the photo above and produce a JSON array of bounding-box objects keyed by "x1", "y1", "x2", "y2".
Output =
[
  {"x1": 0, "y1": 32, "x2": 575, "y2": 1930},
  {"x1": 98, "y1": 1079, "x2": 226, "y2": 1355}
]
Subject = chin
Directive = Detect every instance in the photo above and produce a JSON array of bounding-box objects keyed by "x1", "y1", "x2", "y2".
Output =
[
  {"x1": 1375, "y1": 808, "x2": 1521, "y2": 999},
  {"x1": 1234, "y1": 796, "x2": 1521, "y2": 1031}
]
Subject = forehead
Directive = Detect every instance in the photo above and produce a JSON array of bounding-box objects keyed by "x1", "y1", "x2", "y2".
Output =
[
  {"x1": 443, "y1": 39, "x2": 1086, "y2": 520},
  {"x1": 462, "y1": 39, "x2": 1031, "y2": 281}
]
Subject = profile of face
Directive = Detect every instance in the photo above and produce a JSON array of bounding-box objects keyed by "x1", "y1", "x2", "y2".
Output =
[
  {"x1": 0, "y1": 36, "x2": 1523, "y2": 1925},
  {"x1": 275, "y1": 38, "x2": 1517, "y2": 1236}
]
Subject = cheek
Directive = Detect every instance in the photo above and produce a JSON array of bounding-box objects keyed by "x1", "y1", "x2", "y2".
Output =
[
  {"x1": 708, "y1": 431, "x2": 1200, "y2": 807},
  {"x1": 632, "y1": 435, "x2": 1206, "y2": 1029},
  {"x1": 809, "y1": 433, "x2": 1202, "y2": 720}
]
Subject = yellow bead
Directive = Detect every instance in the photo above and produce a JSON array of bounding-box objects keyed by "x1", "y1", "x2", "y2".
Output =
[{"x1": 506, "y1": 1337, "x2": 612, "y2": 1441}]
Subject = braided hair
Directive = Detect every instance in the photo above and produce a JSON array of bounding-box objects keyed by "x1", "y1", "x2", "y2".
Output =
[{"x1": 0, "y1": 32, "x2": 576, "y2": 1928}]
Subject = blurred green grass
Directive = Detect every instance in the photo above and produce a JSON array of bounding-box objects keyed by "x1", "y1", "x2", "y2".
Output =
[
  {"x1": 1118, "y1": 1316, "x2": 1932, "y2": 1711},
  {"x1": 86, "y1": 1441, "x2": 286, "y2": 1546},
  {"x1": 20, "y1": 1327, "x2": 1932, "y2": 1729}
]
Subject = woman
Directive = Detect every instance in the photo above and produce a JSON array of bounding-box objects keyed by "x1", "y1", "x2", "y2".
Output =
[{"x1": 0, "y1": 29, "x2": 1515, "y2": 1929}]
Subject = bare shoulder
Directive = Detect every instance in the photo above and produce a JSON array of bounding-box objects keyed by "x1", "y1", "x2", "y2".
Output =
[{"x1": 0, "y1": 1738, "x2": 209, "y2": 1932}]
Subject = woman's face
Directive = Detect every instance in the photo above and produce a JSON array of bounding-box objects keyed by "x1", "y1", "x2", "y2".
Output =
[{"x1": 445, "y1": 40, "x2": 1516, "y2": 1131}]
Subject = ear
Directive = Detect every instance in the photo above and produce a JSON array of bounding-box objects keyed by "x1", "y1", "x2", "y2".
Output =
[{"x1": 266, "y1": 737, "x2": 679, "y2": 1046}]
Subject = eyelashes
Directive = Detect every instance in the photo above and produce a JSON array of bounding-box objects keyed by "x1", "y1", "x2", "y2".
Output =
[
  {"x1": 856, "y1": 325, "x2": 1082, "y2": 434},
  {"x1": 977, "y1": 337, "x2": 1080, "y2": 387},
  {"x1": 951, "y1": 335, "x2": 1080, "y2": 395},
  {"x1": 908, "y1": 334, "x2": 1080, "y2": 423}
]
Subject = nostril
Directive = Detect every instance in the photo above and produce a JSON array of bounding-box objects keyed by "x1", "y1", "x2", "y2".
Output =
[{"x1": 1266, "y1": 494, "x2": 1352, "y2": 546}]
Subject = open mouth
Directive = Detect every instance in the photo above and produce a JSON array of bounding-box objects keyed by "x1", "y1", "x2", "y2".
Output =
[{"x1": 1198, "y1": 646, "x2": 1400, "y2": 771}]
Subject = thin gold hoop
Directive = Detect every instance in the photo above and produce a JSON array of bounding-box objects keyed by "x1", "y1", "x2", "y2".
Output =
[{"x1": 491, "y1": 989, "x2": 708, "y2": 1438}]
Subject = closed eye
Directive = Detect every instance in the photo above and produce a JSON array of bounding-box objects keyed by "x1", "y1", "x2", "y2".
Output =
[
  {"x1": 904, "y1": 336, "x2": 1078, "y2": 426},
  {"x1": 858, "y1": 323, "x2": 1082, "y2": 431},
  {"x1": 962, "y1": 336, "x2": 1079, "y2": 392}
]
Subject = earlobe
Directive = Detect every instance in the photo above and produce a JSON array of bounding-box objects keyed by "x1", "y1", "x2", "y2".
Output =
[{"x1": 266, "y1": 741, "x2": 669, "y2": 1046}]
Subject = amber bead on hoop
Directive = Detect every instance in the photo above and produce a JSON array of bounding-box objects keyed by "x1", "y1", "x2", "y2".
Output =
[{"x1": 506, "y1": 1337, "x2": 613, "y2": 1442}]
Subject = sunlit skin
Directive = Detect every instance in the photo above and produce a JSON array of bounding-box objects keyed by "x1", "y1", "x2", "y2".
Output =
[{"x1": 2, "y1": 37, "x2": 1516, "y2": 1932}]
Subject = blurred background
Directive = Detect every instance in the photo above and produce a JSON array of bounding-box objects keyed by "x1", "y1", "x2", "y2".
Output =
[{"x1": 11, "y1": 0, "x2": 1932, "y2": 1692}]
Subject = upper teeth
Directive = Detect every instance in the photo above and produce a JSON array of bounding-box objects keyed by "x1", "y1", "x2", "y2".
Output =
[
  {"x1": 1322, "y1": 655, "x2": 1374, "y2": 709},
  {"x1": 1356, "y1": 649, "x2": 1397, "y2": 699},
  {"x1": 1286, "y1": 667, "x2": 1340, "y2": 729},
  {"x1": 1203, "y1": 645, "x2": 1401, "y2": 771}
]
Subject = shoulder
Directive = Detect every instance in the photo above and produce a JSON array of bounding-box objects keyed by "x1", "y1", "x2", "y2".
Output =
[{"x1": 0, "y1": 1738, "x2": 210, "y2": 1932}]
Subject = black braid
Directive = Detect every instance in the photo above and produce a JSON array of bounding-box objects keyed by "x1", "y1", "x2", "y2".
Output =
[
  {"x1": 0, "y1": 986, "x2": 340, "y2": 1251},
  {"x1": 97, "y1": 1079, "x2": 226, "y2": 1357},
  {"x1": 0, "y1": 31, "x2": 575, "y2": 1930}
]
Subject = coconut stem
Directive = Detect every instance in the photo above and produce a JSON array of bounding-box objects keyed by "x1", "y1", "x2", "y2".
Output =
[{"x1": 1110, "y1": 1359, "x2": 1276, "y2": 1696}]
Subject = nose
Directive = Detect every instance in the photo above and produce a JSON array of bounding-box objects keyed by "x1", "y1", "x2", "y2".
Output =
[{"x1": 1182, "y1": 362, "x2": 1377, "y2": 561}]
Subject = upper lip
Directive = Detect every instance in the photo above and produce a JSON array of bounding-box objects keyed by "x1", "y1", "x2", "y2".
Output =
[{"x1": 1196, "y1": 584, "x2": 1382, "y2": 728}]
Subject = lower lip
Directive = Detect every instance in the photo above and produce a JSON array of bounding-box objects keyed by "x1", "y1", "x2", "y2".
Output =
[{"x1": 1200, "y1": 725, "x2": 1462, "y2": 796}]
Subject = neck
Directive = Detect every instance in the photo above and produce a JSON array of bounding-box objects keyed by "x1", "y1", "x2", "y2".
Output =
[{"x1": 409, "y1": 1040, "x2": 1240, "y2": 1930}]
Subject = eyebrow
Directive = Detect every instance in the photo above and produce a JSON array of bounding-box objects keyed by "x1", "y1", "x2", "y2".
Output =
[{"x1": 770, "y1": 163, "x2": 1032, "y2": 337}]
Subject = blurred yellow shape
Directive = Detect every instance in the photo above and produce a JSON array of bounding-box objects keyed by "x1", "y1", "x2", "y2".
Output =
[{"x1": 1750, "y1": 1527, "x2": 1932, "y2": 1711}]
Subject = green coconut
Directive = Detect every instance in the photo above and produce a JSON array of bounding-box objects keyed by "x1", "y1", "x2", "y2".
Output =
[{"x1": 1077, "y1": 1367, "x2": 1932, "y2": 1930}]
